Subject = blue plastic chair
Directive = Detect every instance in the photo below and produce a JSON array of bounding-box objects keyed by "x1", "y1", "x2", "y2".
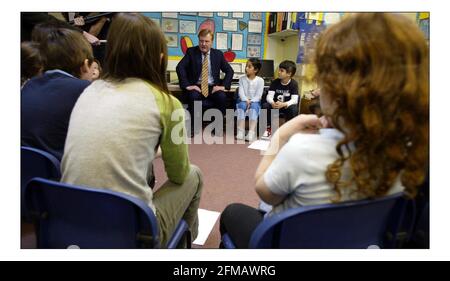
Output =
[
  {"x1": 21, "y1": 146, "x2": 61, "y2": 220},
  {"x1": 396, "y1": 174, "x2": 429, "y2": 248},
  {"x1": 410, "y1": 202, "x2": 429, "y2": 248},
  {"x1": 222, "y1": 193, "x2": 406, "y2": 249},
  {"x1": 25, "y1": 178, "x2": 190, "y2": 249}
]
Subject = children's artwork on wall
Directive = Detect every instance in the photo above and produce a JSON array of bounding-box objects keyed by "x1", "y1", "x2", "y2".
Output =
[
  {"x1": 162, "y1": 18, "x2": 179, "y2": 33},
  {"x1": 239, "y1": 21, "x2": 248, "y2": 31},
  {"x1": 198, "y1": 12, "x2": 214, "y2": 17},
  {"x1": 296, "y1": 20, "x2": 326, "y2": 63},
  {"x1": 232, "y1": 12, "x2": 244, "y2": 18},
  {"x1": 419, "y1": 18, "x2": 429, "y2": 41},
  {"x1": 223, "y1": 49, "x2": 236, "y2": 62},
  {"x1": 179, "y1": 20, "x2": 196, "y2": 34},
  {"x1": 229, "y1": 63, "x2": 243, "y2": 73},
  {"x1": 165, "y1": 34, "x2": 178, "y2": 47},
  {"x1": 162, "y1": 12, "x2": 178, "y2": 18},
  {"x1": 248, "y1": 21, "x2": 262, "y2": 33},
  {"x1": 250, "y1": 13, "x2": 262, "y2": 20},
  {"x1": 247, "y1": 46, "x2": 260, "y2": 58},
  {"x1": 180, "y1": 12, "x2": 197, "y2": 16},
  {"x1": 180, "y1": 35, "x2": 194, "y2": 54},
  {"x1": 419, "y1": 12, "x2": 429, "y2": 20},
  {"x1": 199, "y1": 19, "x2": 215, "y2": 33},
  {"x1": 231, "y1": 33, "x2": 243, "y2": 51},
  {"x1": 142, "y1": 12, "x2": 266, "y2": 59},
  {"x1": 216, "y1": 32, "x2": 228, "y2": 50},
  {"x1": 223, "y1": 18, "x2": 238, "y2": 31},
  {"x1": 323, "y1": 13, "x2": 341, "y2": 25},
  {"x1": 247, "y1": 33, "x2": 261, "y2": 45}
]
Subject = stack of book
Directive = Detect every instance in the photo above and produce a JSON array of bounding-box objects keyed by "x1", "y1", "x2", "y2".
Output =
[{"x1": 268, "y1": 12, "x2": 305, "y2": 34}]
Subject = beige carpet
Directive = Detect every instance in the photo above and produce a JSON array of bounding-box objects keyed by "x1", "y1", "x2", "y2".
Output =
[{"x1": 153, "y1": 135, "x2": 262, "y2": 248}]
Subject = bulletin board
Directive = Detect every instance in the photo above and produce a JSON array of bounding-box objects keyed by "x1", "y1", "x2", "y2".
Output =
[
  {"x1": 417, "y1": 12, "x2": 429, "y2": 42},
  {"x1": 142, "y1": 12, "x2": 266, "y2": 62},
  {"x1": 296, "y1": 12, "x2": 333, "y2": 64}
]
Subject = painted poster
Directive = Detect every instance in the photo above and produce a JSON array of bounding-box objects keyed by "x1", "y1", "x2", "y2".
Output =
[
  {"x1": 250, "y1": 12, "x2": 262, "y2": 20},
  {"x1": 247, "y1": 45, "x2": 261, "y2": 58},
  {"x1": 165, "y1": 34, "x2": 178, "y2": 47},
  {"x1": 223, "y1": 18, "x2": 238, "y2": 31},
  {"x1": 216, "y1": 32, "x2": 228, "y2": 50},
  {"x1": 162, "y1": 12, "x2": 178, "y2": 18},
  {"x1": 231, "y1": 33, "x2": 243, "y2": 51},
  {"x1": 179, "y1": 20, "x2": 196, "y2": 34},
  {"x1": 232, "y1": 12, "x2": 244, "y2": 18},
  {"x1": 247, "y1": 33, "x2": 261, "y2": 45},
  {"x1": 198, "y1": 12, "x2": 214, "y2": 17},
  {"x1": 162, "y1": 18, "x2": 178, "y2": 33},
  {"x1": 248, "y1": 21, "x2": 262, "y2": 33}
]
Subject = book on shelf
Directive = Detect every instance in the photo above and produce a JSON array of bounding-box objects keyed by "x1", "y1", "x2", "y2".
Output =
[{"x1": 268, "y1": 12, "x2": 302, "y2": 34}]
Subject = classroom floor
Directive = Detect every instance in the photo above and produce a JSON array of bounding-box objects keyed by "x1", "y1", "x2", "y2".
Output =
[
  {"x1": 20, "y1": 132, "x2": 262, "y2": 249},
  {"x1": 153, "y1": 134, "x2": 262, "y2": 249}
]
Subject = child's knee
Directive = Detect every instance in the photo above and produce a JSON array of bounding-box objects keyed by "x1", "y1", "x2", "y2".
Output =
[{"x1": 189, "y1": 164, "x2": 203, "y2": 187}]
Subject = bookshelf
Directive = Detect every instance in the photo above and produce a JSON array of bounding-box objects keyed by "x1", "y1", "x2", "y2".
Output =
[{"x1": 267, "y1": 12, "x2": 300, "y2": 38}]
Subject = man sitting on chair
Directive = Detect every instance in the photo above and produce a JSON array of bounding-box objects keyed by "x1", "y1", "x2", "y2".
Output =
[{"x1": 176, "y1": 29, "x2": 234, "y2": 137}]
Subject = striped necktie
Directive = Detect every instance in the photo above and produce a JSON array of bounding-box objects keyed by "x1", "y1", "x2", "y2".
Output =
[{"x1": 201, "y1": 54, "x2": 209, "y2": 98}]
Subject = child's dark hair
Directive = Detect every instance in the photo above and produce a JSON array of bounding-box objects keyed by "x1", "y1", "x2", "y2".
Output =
[
  {"x1": 93, "y1": 58, "x2": 102, "y2": 72},
  {"x1": 21, "y1": 41, "x2": 42, "y2": 84},
  {"x1": 279, "y1": 60, "x2": 297, "y2": 76},
  {"x1": 248, "y1": 58, "x2": 261, "y2": 74}
]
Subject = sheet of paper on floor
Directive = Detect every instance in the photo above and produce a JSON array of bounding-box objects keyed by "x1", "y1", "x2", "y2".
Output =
[
  {"x1": 192, "y1": 208, "x2": 221, "y2": 245},
  {"x1": 248, "y1": 139, "x2": 270, "y2": 151}
]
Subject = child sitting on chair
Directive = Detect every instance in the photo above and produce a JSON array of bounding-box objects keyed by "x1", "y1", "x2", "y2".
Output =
[
  {"x1": 220, "y1": 13, "x2": 429, "y2": 248},
  {"x1": 236, "y1": 58, "x2": 265, "y2": 142},
  {"x1": 261, "y1": 60, "x2": 299, "y2": 139}
]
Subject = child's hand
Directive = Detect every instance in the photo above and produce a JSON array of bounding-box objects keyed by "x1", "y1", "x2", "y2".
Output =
[
  {"x1": 319, "y1": 115, "x2": 333, "y2": 128},
  {"x1": 278, "y1": 114, "x2": 323, "y2": 140},
  {"x1": 272, "y1": 102, "x2": 283, "y2": 109},
  {"x1": 82, "y1": 31, "x2": 100, "y2": 45},
  {"x1": 73, "y1": 16, "x2": 85, "y2": 26},
  {"x1": 246, "y1": 100, "x2": 251, "y2": 111}
]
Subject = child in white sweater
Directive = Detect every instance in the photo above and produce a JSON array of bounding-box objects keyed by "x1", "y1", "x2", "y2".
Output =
[{"x1": 236, "y1": 58, "x2": 265, "y2": 142}]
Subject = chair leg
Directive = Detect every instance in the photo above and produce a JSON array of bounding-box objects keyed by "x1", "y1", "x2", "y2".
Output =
[{"x1": 186, "y1": 230, "x2": 192, "y2": 249}]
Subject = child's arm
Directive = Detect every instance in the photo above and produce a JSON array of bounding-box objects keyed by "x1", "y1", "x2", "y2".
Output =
[
  {"x1": 251, "y1": 78, "x2": 265, "y2": 102},
  {"x1": 266, "y1": 81, "x2": 275, "y2": 104},
  {"x1": 238, "y1": 77, "x2": 247, "y2": 101},
  {"x1": 255, "y1": 114, "x2": 323, "y2": 205},
  {"x1": 282, "y1": 80, "x2": 299, "y2": 108}
]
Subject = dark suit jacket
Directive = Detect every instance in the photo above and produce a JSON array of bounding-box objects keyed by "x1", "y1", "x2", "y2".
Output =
[{"x1": 176, "y1": 46, "x2": 234, "y2": 91}]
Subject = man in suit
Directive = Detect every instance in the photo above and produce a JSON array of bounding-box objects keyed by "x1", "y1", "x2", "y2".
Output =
[{"x1": 176, "y1": 29, "x2": 234, "y2": 137}]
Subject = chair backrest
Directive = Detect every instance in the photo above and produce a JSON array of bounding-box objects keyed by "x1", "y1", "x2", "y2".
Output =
[
  {"x1": 410, "y1": 202, "x2": 429, "y2": 248},
  {"x1": 396, "y1": 173, "x2": 429, "y2": 248},
  {"x1": 249, "y1": 193, "x2": 406, "y2": 249},
  {"x1": 25, "y1": 178, "x2": 160, "y2": 249},
  {"x1": 21, "y1": 146, "x2": 61, "y2": 218}
]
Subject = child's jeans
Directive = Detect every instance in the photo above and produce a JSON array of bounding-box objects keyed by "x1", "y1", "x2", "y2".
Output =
[{"x1": 236, "y1": 101, "x2": 261, "y2": 121}]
